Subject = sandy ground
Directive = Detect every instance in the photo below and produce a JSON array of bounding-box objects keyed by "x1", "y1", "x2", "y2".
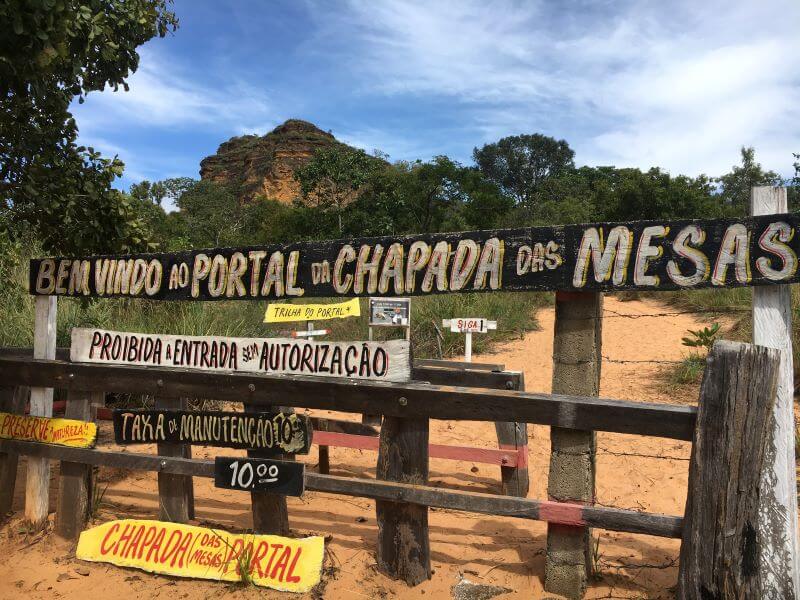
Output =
[{"x1": 0, "y1": 296, "x2": 729, "y2": 599}]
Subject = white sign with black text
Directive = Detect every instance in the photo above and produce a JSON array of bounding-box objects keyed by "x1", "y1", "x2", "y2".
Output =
[
  {"x1": 70, "y1": 327, "x2": 412, "y2": 382},
  {"x1": 442, "y1": 318, "x2": 497, "y2": 362}
]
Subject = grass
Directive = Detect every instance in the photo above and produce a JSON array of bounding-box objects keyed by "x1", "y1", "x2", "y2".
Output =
[
  {"x1": 90, "y1": 479, "x2": 109, "y2": 519},
  {"x1": 672, "y1": 354, "x2": 707, "y2": 385}
]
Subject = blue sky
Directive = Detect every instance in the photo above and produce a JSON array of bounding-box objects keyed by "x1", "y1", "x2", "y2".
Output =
[{"x1": 71, "y1": 0, "x2": 800, "y2": 206}]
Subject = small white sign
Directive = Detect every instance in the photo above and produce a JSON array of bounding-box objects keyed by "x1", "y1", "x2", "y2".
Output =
[
  {"x1": 70, "y1": 327, "x2": 411, "y2": 382},
  {"x1": 445, "y1": 318, "x2": 496, "y2": 334},
  {"x1": 369, "y1": 298, "x2": 411, "y2": 327}
]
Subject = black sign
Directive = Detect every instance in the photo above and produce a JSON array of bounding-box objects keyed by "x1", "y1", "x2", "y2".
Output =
[
  {"x1": 214, "y1": 457, "x2": 305, "y2": 496},
  {"x1": 30, "y1": 214, "x2": 800, "y2": 299},
  {"x1": 113, "y1": 409, "x2": 312, "y2": 455}
]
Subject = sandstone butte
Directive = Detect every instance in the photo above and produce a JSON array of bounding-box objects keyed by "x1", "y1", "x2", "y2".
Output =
[{"x1": 199, "y1": 119, "x2": 349, "y2": 204}]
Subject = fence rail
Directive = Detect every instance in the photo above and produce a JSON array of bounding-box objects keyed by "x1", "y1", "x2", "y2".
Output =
[
  {"x1": 0, "y1": 356, "x2": 696, "y2": 440},
  {"x1": 0, "y1": 439, "x2": 683, "y2": 539}
]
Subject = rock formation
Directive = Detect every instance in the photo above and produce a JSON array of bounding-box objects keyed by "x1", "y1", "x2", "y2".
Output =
[{"x1": 199, "y1": 119, "x2": 345, "y2": 203}]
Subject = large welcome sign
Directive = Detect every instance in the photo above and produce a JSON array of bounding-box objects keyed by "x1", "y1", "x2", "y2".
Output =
[{"x1": 30, "y1": 215, "x2": 800, "y2": 299}]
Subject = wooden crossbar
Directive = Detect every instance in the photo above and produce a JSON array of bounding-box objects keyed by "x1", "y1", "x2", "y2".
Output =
[
  {"x1": 0, "y1": 356, "x2": 696, "y2": 440},
  {"x1": 0, "y1": 440, "x2": 681, "y2": 539}
]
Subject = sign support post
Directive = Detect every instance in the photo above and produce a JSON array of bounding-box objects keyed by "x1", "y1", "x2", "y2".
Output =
[
  {"x1": 443, "y1": 319, "x2": 497, "y2": 363},
  {"x1": 751, "y1": 186, "x2": 799, "y2": 598},
  {"x1": 25, "y1": 295, "x2": 57, "y2": 526}
]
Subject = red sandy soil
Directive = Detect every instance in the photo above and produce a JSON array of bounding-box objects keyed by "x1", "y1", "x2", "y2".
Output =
[{"x1": 0, "y1": 296, "x2": 728, "y2": 599}]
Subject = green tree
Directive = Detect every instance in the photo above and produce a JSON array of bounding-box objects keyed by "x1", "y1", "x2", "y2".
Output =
[
  {"x1": 340, "y1": 157, "x2": 511, "y2": 237},
  {"x1": 0, "y1": 0, "x2": 178, "y2": 253},
  {"x1": 130, "y1": 176, "x2": 195, "y2": 206},
  {"x1": 294, "y1": 145, "x2": 384, "y2": 234},
  {"x1": 176, "y1": 181, "x2": 250, "y2": 248},
  {"x1": 473, "y1": 134, "x2": 575, "y2": 207},
  {"x1": 715, "y1": 147, "x2": 782, "y2": 215}
]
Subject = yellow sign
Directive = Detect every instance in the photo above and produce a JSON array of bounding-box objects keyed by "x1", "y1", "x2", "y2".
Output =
[
  {"x1": 76, "y1": 520, "x2": 324, "y2": 593},
  {"x1": 264, "y1": 298, "x2": 360, "y2": 323},
  {"x1": 0, "y1": 412, "x2": 96, "y2": 448}
]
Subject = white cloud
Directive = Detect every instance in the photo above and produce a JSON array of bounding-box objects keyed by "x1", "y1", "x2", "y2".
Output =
[
  {"x1": 309, "y1": 0, "x2": 800, "y2": 177},
  {"x1": 73, "y1": 48, "x2": 275, "y2": 131}
]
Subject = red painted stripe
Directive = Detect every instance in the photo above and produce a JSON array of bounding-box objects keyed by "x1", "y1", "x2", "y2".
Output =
[
  {"x1": 314, "y1": 431, "x2": 379, "y2": 451},
  {"x1": 313, "y1": 431, "x2": 522, "y2": 466},
  {"x1": 499, "y1": 443, "x2": 528, "y2": 467},
  {"x1": 81, "y1": 414, "x2": 528, "y2": 468},
  {"x1": 539, "y1": 501, "x2": 586, "y2": 527}
]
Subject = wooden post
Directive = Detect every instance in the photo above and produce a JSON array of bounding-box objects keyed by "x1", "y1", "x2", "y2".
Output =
[
  {"x1": 375, "y1": 414, "x2": 431, "y2": 585},
  {"x1": 246, "y1": 402, "x2": 290, "y2": 535},
  {"x1": 317, "y1": 418, "x2": 330, "y2": 475},
  {"x1": 495, "y1": 373, "x2": 529, "y2": 497},
  {"x1": 545, "y1": 291, "x2": 602, "y2": 599},
  {"x1": 0, "y1": 386, "x2": 26, "y2": 520},
  {"x1": 155, "y1": 397, "x2": 193, "y2": 523},
  {"x1": 678, "y1": 341, "x2": 782, "y2": 597},
  {"x1": 750, "y1": 185, "x2": 800, "y2": 597},
  {"x1": 56, "y1": 390, "x2": 99, "y2": 539},
  {"x1": 25, "y1": 295, "x2": 57, "y2": 526}
]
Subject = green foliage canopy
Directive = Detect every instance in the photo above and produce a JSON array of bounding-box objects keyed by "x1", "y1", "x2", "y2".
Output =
[{"x1": 0, "y1": 0, "x2": 178, "y2": 254}]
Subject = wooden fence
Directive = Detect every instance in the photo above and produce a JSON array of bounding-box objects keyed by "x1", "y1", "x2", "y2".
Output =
[
  {"x1": 3, "y1": 186, "x2": 796, "y2": 599},
  {"x1": 0, "y1": 339, "x2": 784, "y2": 597}
]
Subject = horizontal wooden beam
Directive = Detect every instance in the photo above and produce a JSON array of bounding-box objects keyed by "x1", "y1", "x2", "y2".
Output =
[
  {"x1": 0, "y1": 440, "x2": 682, "y2": 538},
  {"x1": 0, "y1": 348, "x2": 521, "y2": 392},
  {"x1": 0, "y1": 356, "x2": 696, "y2": 439},
  {"x1": 414, "y1": 359, "x2": 506, "y2": 372}
]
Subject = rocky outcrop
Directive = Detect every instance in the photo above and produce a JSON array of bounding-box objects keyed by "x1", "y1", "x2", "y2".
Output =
[{"x1": 199, "y1": 119, "x2": 343, "y2": 203}]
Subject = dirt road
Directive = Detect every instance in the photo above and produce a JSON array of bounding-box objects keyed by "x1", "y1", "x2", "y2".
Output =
[{"x1": 0, "y1": 296, "x2": 725, "y2": 599}]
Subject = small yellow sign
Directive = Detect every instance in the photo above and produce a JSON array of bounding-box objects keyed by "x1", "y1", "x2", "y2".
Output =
[
  {"x1": 264, "y1": 298, "x2": 360, "y2": 323},
  {"x1": 0, "y1": 412, "x2": 96, "y2": 448},
  {"x1": 77, "y1": 520, "x2": 325, "y2": 593}
]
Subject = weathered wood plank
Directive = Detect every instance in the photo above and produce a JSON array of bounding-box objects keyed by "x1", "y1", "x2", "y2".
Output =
[
  {"x1": 751, "y1": 186, "x2": 800, "y2": 596},
  {"x1": 56, "y1": 389, "x2": 96, "y2": 539},
  {"x1": 155, "y1": 397, "x2": 193, "y2": 523},
  {"x1": 414, "y1": 359, "x2": 505, "y2": 372},
  {"x1": 0, "y1": 440, "x2": 683, "y2": 538},
  {"x1": 678, "y1": 341, "x2": 782, "y2": 598},
  {"x1": 0, "y1": 357, "x2": 697, "y2": 440},
  {"x1": 0, "y1": 386, "x2": 26, "y2": 520},
  {"x1": 376, "y1": 416, "x2": 431, "y2": 585},
  {"x1": 25, "y1": 295, "x2": 57, "y2": 526},
  {"x1": 411, "y1": 365, "x2": 520, "y2": 390},
  {"x1": 246, "y1": 402, "x2": 291, "y2": 536},
  {"x1": 495, "y1": 371, "x2": 529, "y2": 498}
]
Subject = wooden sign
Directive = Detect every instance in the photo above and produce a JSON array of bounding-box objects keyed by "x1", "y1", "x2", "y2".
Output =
[
  {"x1": 369, "y1": 298, "x2": 410, "y2": 327},
  {"x1": 445, "y1": 318, "x2": 496, "y2": 334},
  {"x1": 113, "y1": 409, "x2": 312, "y2": 455},
  {"x1": 214, "y1": 457, "x2": 305, "y2": 496},
  {"x1": 71, "y1": 327, "x2": 412, "y2": 382},
  {"x1": 76, "y1": 519, "x2": 324, "y2": 592},
  {"x1": 264, "y1": 298, "x2": 360, "y2": 322},
  {"x1": 30, "y1": 215, "x2": 800, "y2": 299},
  {"x1": 0, "y1": 412, "x2": 96, "y2": 448}
]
